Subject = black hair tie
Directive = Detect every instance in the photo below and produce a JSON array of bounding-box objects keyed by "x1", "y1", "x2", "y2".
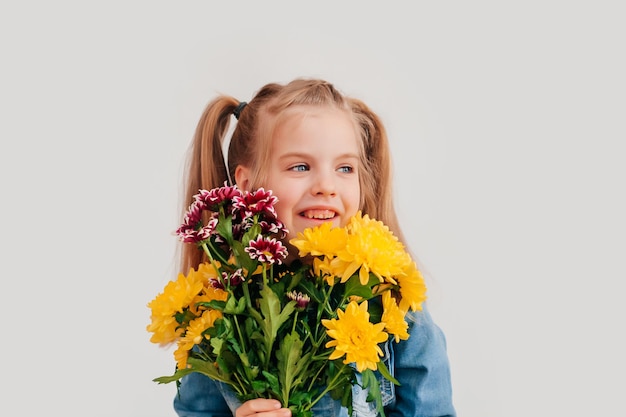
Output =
[{"x1": 233, "y1": 101, "x2": 247, "y2": 120}]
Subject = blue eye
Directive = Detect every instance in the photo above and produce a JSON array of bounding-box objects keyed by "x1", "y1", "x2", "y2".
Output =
[
  {"x1": 338, "y1": 166, "x2": 353, "y2": 173},
  {"x1": 290, "y1": 164, "x2": 308, "y2": 172}
]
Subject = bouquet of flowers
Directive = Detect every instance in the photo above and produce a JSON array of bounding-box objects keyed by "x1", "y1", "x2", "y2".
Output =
[{"x1": 147, "y1": 184, "x2": 427, "y2": 417}]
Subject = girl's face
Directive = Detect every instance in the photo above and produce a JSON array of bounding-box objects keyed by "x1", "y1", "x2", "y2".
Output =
[{"x1": 242, "y1": 106, "x2": 361, "y2": 241}]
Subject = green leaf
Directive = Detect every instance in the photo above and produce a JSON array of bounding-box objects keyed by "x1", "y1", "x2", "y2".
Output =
[
  {"x1": 152, "y1": 367, "x2": 196, "y2": 384},
  {"x1": 289, "y1": 390, "x2": 316, "y2": 408},
  {"x1": 196, "y1": 300, "x2": 226, "y2": 311},
  {"x1": 376, "y1": 358, "x2": 399, "y2": 385},
  {"x1": 261, "y1": 370, "x2": 281, "y2": 399},
  {"x1": 231, "y1": 239, "x2": 258, "y2": 276},
  {"x1": 360, "y1": 369, "x2": 386, "y2": 417},
  {"x1": 189, "y1": 357, "x2": 233, "y2": 384},
  {"x1": 249, "y1": 285, "x2": 296, "y2": 346},
  {"x1": 276, "y1": 332, "x2": 303, "y2": 401},
  {"x1": 215, "y1": 349, "x2": 239, "y2": 374},
  {"x1": 343, "y1": 274, "x2": 378, "y2": 299},
  {"x1": 215, "y1": 214, "x2": 234, "y2": 246},
  {"x1": 250, "y1": 378, "x2": 268, "y2": 396},
  {"x1": 223, "y1": 295, "x2": 247, "y2": 314},
  {"x1": 230, "y1": 240, "x2": 246, "y2": 266},
  {"x1": 247, "y1": 285, "x2": 297, "y2": 374},
  {"x1": 242, "y1": 224, "x2": 262, "y2": 247}
]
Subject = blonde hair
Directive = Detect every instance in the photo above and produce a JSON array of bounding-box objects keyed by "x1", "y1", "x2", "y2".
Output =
[{"x1": 180, "y1": 78, "x2": 404, "y2": 273}]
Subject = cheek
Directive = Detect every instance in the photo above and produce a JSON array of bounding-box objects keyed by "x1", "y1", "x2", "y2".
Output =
[
  {"x1": 349, "y1": 182, "x2": 362, "y2": 211},
  {"x1": 274, "y1": 201, "x2": 287, "y2": 219},
  {"x1": 272, "y1": 193, "x2": 295, "y2": 221},
  {"x1": 267, "y1": 178, "x2": 297, "y2": 210}
]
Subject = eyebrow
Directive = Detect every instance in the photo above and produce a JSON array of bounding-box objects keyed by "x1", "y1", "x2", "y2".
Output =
[{"x1": 278, "y1": 152, "x2": 360, "y2": 160}]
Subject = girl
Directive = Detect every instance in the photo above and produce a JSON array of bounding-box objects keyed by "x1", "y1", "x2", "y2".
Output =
[{"x1": 172, "y1": 78, "x2": 456, "y2": 417}]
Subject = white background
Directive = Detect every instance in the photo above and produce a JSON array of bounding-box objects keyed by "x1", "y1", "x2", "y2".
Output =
[{"x1": 1, "y1": 1, "x2": 624, "y2": 416}]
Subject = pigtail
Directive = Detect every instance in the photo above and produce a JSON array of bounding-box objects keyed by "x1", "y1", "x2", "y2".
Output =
[
  {"x1": 350, "y1": 98, "x2": 406, "y2": 245},
  {"x1": 181, "y1": 95, "x2": 240, "y2": 273},
  {"x1": 185, "y1": 96, "x2": 240, "y2": 201}
]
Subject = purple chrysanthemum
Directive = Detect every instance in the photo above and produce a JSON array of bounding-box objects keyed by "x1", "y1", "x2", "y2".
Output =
[
  {"x1": 208, "y1": 276, "x2": 223, "y2": 290},
  {"x1": 259, "y1": 219, "x2": 288, "y2": 239},
  {"x1": 176, "y1": 184, "x2": 245, "y2": 243},
  {"x1": 225, "y1": 269, "x2": 244, "y2": 286},
  {"x1": 244, "y1": 235, "x2": 288, "y2": 265},
  {"x1": 175, "y1": 203, "x2": 218, "y2": 243},
  {"x1": 286, "y1": 291, "x2": 311, "y2": 310},
  {"x1": 209, "y1": 269, "x2": 244, "y2": 289},
  {"x1": 194, "y1": 184, "x2": 243, "y2": 209},
  {"x1": 175, "y1": 199, "x2": 204, "y2": 240},
  {"x1": 233, "y1": 188, "x2": 279, "y2": 219},
  {"x1": 196, "y1": 215, "x2": 219, "y2": 240},
  {"x1": 230, "y1": 222, "x2": 245, "y2": 241}
]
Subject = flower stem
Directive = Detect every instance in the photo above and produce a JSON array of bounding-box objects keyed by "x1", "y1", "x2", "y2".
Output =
[
  {"x1": 292, "y1": 311, "x2": 298, "y2": 333},
  {"x1": 233, "y1": 313, "x2": 248, "y2": 353},
  {"x1": 305, "y1": 359, "x2": 327, "y2": 392},
  {"x1": 305, "y1": 363, "x2": 349, "y2": 411},
  {"x1": 321, "y1": 286, "x2": 335, "y2": 317},
  {"x1": 202, "y1": 240, "x2": 230, "y2": 266},
  {"x1": 242, "y1": 280, "x2": 252, "y2": 309}
]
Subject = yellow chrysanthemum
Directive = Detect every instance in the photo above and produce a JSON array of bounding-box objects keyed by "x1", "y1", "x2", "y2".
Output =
[
  {"x1": 381, "y1": 292, "x2": 409, "y2": 342},
  {"x1": 197, "y1": 261, "x2": 220, "y2": 283},
  {"x1": 174, "y1": 342, "x2": 190, "y2": 370},
  {"x1": 148, "y1": 268, "x2": 205, "y2": 315},
  {"x1": 322, "y1": 300, "x2": 388, "y2": 372},
  {"x1": 331, "y1": 212, "x2": 412, "y2": 285},
  {"x1": 289, "y1": 222, "x2": 348, "y2": 258},
  {"x1": 146, "y1": 266, "x2": 207, "y2": 345},
  {"x1": 190, "y1": 285, "x2": 229, "y2": 315},
  {"x1": 146, "y1": 314, "x2": 182, "y2": 346},
  {"x1": 174, "y1": 309, "x2": 223, "y2": 369},
  {"x1": 180, "y1": 310, "x2": 222, "y2": 350},
  {"x1": 396, "y1": 262, "x2": 427, "y2": 312},
  {"x1": 312, "y1": 257, "x2": 339, "y2": 286}
]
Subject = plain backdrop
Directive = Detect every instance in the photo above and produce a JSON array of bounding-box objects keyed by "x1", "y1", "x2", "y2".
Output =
[{"x1": 1, "y1": 1, "x2": 624, "y2": 416}]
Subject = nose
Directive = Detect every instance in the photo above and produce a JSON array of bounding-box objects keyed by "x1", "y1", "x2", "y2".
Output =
[{"x1": 311, "y1": 171, "x2": 337, "y2": 197}]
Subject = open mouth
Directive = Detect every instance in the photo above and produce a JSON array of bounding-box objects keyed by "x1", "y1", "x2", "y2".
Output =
[{"x1": 300, "y1": 209, "x2": 337, "y2": 220}]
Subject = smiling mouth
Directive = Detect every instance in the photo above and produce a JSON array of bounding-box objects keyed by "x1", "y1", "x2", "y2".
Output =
[{"x1": 301, "y1": 209, "x2": 337, "y2": 220}]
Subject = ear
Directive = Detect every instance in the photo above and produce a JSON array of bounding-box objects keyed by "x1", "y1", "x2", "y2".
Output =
[{"x1": 234, "y1": 166, "x2": 251, "y2": 191}]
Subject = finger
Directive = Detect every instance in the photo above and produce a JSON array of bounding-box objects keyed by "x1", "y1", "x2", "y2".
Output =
[{"x1": 235, "y1": 399, "x2": 289, "y2": 417}]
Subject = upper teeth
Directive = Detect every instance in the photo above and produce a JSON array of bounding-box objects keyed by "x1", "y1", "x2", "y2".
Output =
[{"x1": 303, "y1": 210, "x2": 335, "y2": 219}]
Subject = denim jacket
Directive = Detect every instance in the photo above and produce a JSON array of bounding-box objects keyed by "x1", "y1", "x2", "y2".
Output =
[{"x1": 173, "y1": 305, "x2": 456, "y2": 417}]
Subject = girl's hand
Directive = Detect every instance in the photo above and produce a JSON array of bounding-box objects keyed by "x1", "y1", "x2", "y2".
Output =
[{"x1": 235, "y1": 399, "x2": 292, "y2": 417}]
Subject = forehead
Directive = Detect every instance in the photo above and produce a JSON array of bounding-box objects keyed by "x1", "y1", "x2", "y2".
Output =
[{"x1": 271, "y1": 105, "x2": 359, "y2": 148}]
